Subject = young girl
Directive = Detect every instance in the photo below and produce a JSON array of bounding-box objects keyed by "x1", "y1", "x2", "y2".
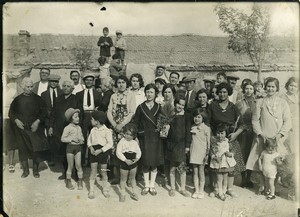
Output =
[
  {"x1": 134, "y1": 83, "x2": 164, "y2": 196},
  {"x1": 61, "y1": 108, "x2": 84, "y2": 190},
  {"x1": 210, "y1": 124, "x2": 236, "y2": 201},
  {"x1": 166, "y1": 97, "x2": 191, "y2": 197},
  {"x1": 258, "y1": 138, "x2": 282, "y2": 200},
  {"x1": 87, "y1": 111, "x2": 113, "y2": 199},
  {"x1": 116, "y1": 123, "x2": 141, "y2": 202},
  {"x1": 189, "y1": 108, "x2": 211, "y2": 199}
]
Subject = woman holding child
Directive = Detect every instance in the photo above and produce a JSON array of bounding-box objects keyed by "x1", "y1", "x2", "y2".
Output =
[{"x1": 209, "y1": 82, "x2": 246, "y2": 198}]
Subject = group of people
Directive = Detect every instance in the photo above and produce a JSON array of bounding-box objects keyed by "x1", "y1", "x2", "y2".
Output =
[{"x1": 5, "y1": 57, "x2": 298, "y2": 203}]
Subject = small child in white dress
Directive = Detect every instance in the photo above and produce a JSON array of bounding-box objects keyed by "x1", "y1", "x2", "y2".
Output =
[{"x1": 258, "y1": 138, "x2": 283, "y2": 200}]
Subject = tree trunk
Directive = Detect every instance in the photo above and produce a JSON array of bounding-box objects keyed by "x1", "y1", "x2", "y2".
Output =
[{"x1": 257, "y1": 67, "x2": 262, "y2": 82}]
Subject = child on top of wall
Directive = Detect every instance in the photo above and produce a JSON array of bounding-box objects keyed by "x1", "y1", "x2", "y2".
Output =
[
  {"x1": 114, "y1": 30, "x2": 127, "y2": 66},
  {"x1": 61, "y1": 108, "x2": 84, "y2": 190},
  {"x1": 216, "y1": 72, "x2": 227, "y2": 85},
  {"x1": 87, "y1": 111, "x2": 113, "y2": 199},
  {"x1": 97, "y1": 27, "x2": 113, "y2": 63}
]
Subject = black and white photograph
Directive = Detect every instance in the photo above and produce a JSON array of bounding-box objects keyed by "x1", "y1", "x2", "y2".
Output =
[{"x1": 2, "y1": 2, "x2": 300, "y2": 217}]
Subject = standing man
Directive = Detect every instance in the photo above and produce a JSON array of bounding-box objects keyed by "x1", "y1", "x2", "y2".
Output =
[
  {"x1": 182, "y1": 76, "x2": 197, "y2": 113},
  {"x1": 169, "y1": 71, "x2": 180, "y2": 91},
  {"x1": 227, "y1": 75, "x2": 240, "y2": 104},
  {"x1": 49, "y1": 80, "x2": 78, "y2": 179},
  {"x1": 70, "y1": 70, "x2": 85, "y2": 95},
  {"x1": 76, "y1": 72, "x2": 103, "y2": 166},
  {"x1": 9, "y1": 77, "x2": 49, "y2": 178},
  {"x1": 41, "y1": 74, "x2": 63, "y2": 166},
  {"x1": 33, "y1": 68, "x2": 51, "y2": 96},
  {"x1": 203, "y1": 79, "x2": 215, "y2": 99}
]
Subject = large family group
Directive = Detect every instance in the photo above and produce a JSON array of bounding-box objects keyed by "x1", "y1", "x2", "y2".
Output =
[{"x1": 4, "y1": 27, "x2": 298, "y2": 203}]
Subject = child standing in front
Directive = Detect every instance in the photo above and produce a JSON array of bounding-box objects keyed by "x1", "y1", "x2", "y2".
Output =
[
  {"x1": 189, "y1": 108, "x2": 211, "y2": 199},
  {"x1": 210, "y1": 124, "x2": 236, "y2": 201},
  {"x1": 87, "y1": 111, "x2": 113, "y2": 199},
  {"x1": 258, "y1": 138, "x2": 282, "y2": 200},
  {"x1": 166, "y1": 97, "x2": 192, "y2": 197},
  {"x1": 116, "y1": 123, "x2": 141, "y2": 202},
  {"x1": 97, "y1": 27, "x2": 113, "y2": 62},
  {"x1": 114, "y1": 30, "x2": 127, "y2": 66},
  {"x1": 61, "y1": 108, "x2": 85, "y2": 190}
]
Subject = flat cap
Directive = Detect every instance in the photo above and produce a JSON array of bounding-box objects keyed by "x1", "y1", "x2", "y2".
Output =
[
  {"x1": 156, "y1": 65, "x2": 165, "y2": 70},
  {"x1": 226, "y1": 75, "x2": 240, "y2": 80},
  {"x1": 182, "y1": 75, "x2": 196, "y2": 83},
  {"x1": 155, "y1": 78, "x2": 167, "y2": 85},
  {"x1": 48, "y1": 74, "x2": 61, "y2": 81},
  {"x1": 82, "y1": 72, "x2": 95, "y2": 80},
  {"x1": 203, "y1": 79, "x2": 214, "y2": 83},
  {"x1": 116, "y1": 30, "x2": 122, "y2": 34}
]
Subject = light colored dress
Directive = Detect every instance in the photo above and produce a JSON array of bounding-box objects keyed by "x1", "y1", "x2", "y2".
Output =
[
  {"x1": 189, "y1": 123, "x2": 211, "y2": 165},
  {"x1": 246, "y1": 95, "x2": 291, "y2": 171},
  {"x1": 259, "y1": 150, "x2": 280, "y2": 179},
  {"x1": 210, "y1": 138, "x2": 236, "y2": 171}
]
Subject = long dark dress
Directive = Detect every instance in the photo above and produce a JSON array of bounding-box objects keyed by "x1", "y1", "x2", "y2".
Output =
[
  {"x1": 166, "y1": 113, "x2": 192, "y2": 163},
  {"x1": 8, "y1": 93, "x2": 49, "y2": 162},
  {"x1": 210, "y1": 101, "x2": 246, "y2": 173},
  {"x1": 134, "y1": 102, "x2": 164, "y2": 167}
]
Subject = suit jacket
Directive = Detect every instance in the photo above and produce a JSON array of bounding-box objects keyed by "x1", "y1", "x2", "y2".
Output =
[
  {"x1": 185, "y1": 89, "x2": 197, "y2": 112},
  {"x1": 75, "y1": 88, "x2": 103, "y2": 112},
  {"x1": 33, "y1": 81, "x2": 49, "y2": 95},
  {"x1": 41, "y1": 87, "x2": 63, "y2": 127}
]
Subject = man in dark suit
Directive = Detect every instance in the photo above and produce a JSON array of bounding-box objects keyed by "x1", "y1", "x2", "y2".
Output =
[
  {"x1": 76, "y1": 72, "x2": 103, "y2": 166},
  {"x1": 33, "y1": 68, "x2": 51, "y2": 96},
  {"x1": 49, "y1": 80, "x2": 78, "y2": 179},
  {"x1": 41, "y1": 74, "x2": 63, "y2": 166},
  {"x1": 182, "y1": 76, "x2": 197, "y2": 113}
]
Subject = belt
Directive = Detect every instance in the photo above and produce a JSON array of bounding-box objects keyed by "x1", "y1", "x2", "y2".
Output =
[{"x1": 84, "y1": 110, "x2": 94, "y2": 113}]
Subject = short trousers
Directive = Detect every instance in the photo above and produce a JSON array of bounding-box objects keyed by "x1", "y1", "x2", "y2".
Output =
[
  {"x1": 211, "y1": 167, "x2": 235, "y2": 174},
  {"x1": 90, "y1": 144, "x2": 111, "y2": 164},
  {"x1": 119, "y1": 152, "x2": 137, "y2": 170},
  {"x1": 66, "y1": 144, "x2": 81, "y2": 155}
]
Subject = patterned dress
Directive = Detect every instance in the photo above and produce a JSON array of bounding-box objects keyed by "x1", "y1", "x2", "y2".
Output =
[{"x1": 210, "y1": 101, "x2": 246, "y2": 173}]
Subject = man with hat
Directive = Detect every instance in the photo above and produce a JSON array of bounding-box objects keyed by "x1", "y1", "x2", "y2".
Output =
[
  {"x1": 41, "y1": 74, "x2": 63, "y2": 165},
  {"x1": 181, "y1": 75, "x2": 197, "y2": 113},
  {"x1": 33, "y1": 68, "x2": 51, "y2": 96},
  {"x1": 227, "y1": 75, "x2": 240, "y2": 104},
  {"x1": 154, "y1": 65, "x2": 169, "y2": 84},
  {"x1": 203, "y1": 78, "x2": 215, "y2": 99},
  {"x1": 76, "y1": 71, "x2": 103, "y2": 166},
  {"x1": 70, "y1": 70, "x2": 85, "y2": 95},
  {"x1": 114, "y1": 30, "x2": 127, "y2": 66}
]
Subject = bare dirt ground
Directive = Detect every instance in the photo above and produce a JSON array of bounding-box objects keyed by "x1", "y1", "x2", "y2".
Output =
[{"x1": 3, "y1": 160, "x2": 299, "y2": 217}]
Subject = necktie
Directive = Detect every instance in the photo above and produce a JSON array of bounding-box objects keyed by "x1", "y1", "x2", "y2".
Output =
[
  {"x1": 185, "y1": 91, "x2": 190, "y2": 108},
  {"x1": 87, "y1": 89, "x2": 91, "y2": 107},
  {"x1": 52, "y1": 89, "x2": 56, "y2": 107}
]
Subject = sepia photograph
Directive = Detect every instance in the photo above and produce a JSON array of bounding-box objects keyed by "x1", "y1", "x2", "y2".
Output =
[{"x1": 2, "y1": 2, "x2": 300, "y2": 217}]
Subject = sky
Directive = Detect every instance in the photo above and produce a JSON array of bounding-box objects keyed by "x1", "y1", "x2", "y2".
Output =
[{"x1": 3, "y1": 2, "x2": 299, "y2": 36}]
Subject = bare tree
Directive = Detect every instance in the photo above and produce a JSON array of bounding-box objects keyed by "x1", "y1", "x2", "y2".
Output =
[{"x1": 214, "y1": 3, "x2": 271, "y2": 81}]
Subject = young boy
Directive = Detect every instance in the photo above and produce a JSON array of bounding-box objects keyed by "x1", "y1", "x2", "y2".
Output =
[
  {"x1": 216, "y1": 72, "x2": 227, "y2": 84},
  {"x1": 114, "y1": 30, "x2": 127, "y2": 66},
  {"x1": 97, "y1": 27, "x2": 113, "y2": 62},
  {"x1": 109, "y1": 54, "x2": 125, "y2": 81},
  {"x1": 87, "y1": 111, "x2": 113, "y2": 199}
]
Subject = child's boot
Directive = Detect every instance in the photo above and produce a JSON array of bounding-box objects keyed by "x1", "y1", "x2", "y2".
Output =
[
  {"x1": 78, "y1": 179, "x2": 83, "y2": 190},
  {"x1": 66, "y1": 179, "x2": 75, "y2": 190},
  {"x1": 88, "y1": 179, "x2": 95, "y2": 199}
]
